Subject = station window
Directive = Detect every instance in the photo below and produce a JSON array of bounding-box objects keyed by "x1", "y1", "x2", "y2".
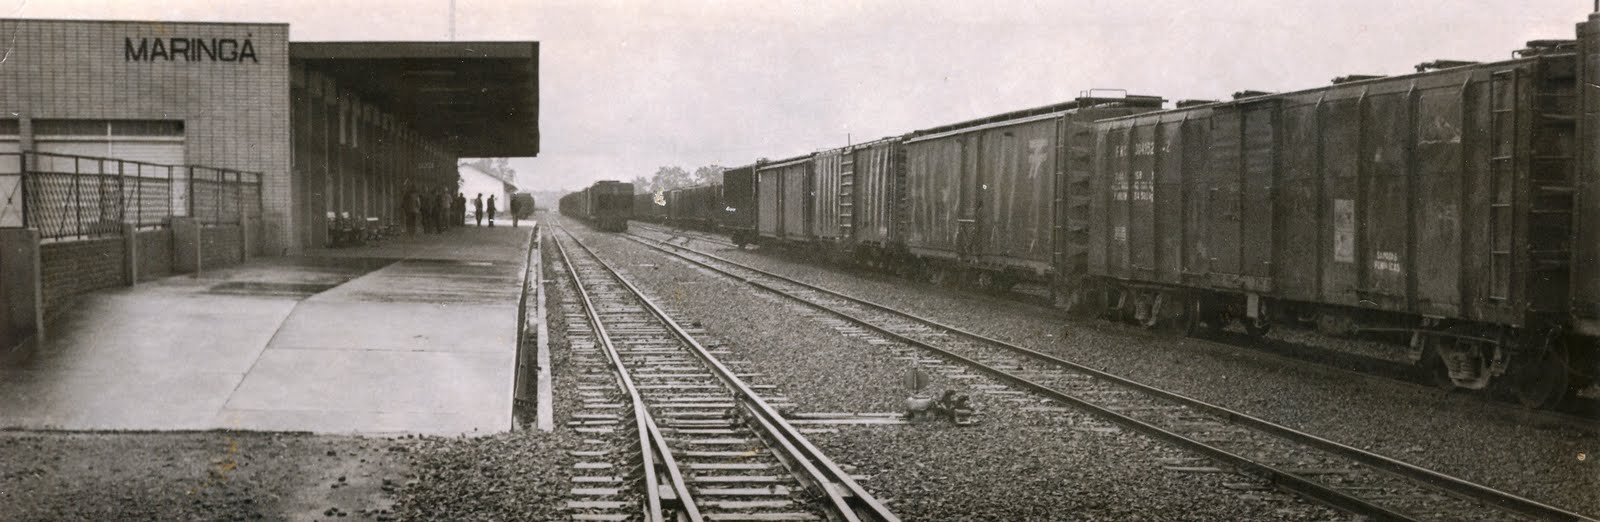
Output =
[
  {"x1": 0, "y1": 119, "x2": 18, "y2": 136},
  {"x1": 33, "y1": 119, "x2": 184, "y2": 138},
  {"x1": 32, "y1": 119, "x2": 186, "y2": 165}
]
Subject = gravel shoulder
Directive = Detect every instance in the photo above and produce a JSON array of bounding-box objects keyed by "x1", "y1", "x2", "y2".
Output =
[
  {"x1": 0, "y1": 430, "x2": 409, "y2": 521},
  {"x1": 569, "y1": 223, "x2": 1349, "y2": 521},
  {"x1": 629, "y1": 224, "x2": 1600, "y2": 517}
]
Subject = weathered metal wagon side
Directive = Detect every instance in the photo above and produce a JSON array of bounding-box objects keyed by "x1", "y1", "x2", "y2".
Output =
[{"x1": 1089, "y1": 45, "x2": 1582, "y2": 406}]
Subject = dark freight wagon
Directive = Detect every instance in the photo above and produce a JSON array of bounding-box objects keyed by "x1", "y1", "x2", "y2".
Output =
[
  {"x1": 722, "y1": 164, "x2": 759, "y2": 245},
  {"x1": 902, "y1": 97, "x2": 1162, "y2": 290},
  {"x1": 670, "y1": 184, "x2": 723, "y2": 232},
  {"x1": 1574, "y1": 15, "x2": 1600, "y2": 342},
  {"x1": 560, "y1": 180, "x2": 634, "y2": 232},
  {"x1": 1089, "y1": 43, "x2": 1584, "y2": 406},
  {"x1": 633, "y1": 191, "x2": 666, "y2": 223},
  {"x1": 811, "y1": 149, "x2": 848, "y2": 242},
  {"x1": 804, "y1": 138, "x2": 909, "y2": 265},
  {"x1": 847, "y1": 138, "x2": 905, "y2": 254},
  {"x1": 756, "y1": 155, "x2": 815, "y2": 243}
]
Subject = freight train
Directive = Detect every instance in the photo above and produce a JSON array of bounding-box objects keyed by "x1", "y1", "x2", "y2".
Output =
[
  {"x1": 559, "y1": 180, "x2": 634, "y2": 232},
  {"x1": 589, "y1": 13, "x2": 1600, "y2": 408}
]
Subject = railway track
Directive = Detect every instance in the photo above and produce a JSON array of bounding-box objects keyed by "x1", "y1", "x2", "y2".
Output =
[
  {"x1": 631, "y1": 221, "x2": 739, "y2": 249},
  {"x1": 628, "y1": 224, "x2": 1600, "y2": 427},
  {"x1": 554, "y1": 226, "x2": 899, "y2": 522},
  {"x1": 621, "y1": 230, "x2": 1597, "y2": 522}
]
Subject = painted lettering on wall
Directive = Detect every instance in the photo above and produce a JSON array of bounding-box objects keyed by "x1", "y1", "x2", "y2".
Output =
[{"x1": 124, "y1": 37, "x2": 259, "y2": 63}]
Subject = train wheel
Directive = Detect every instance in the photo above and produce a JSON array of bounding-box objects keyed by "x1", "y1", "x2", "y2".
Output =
[
  {"x1": 1242, "y1": 301, "x2": 1271, "y2": 338},
  {"x1": 1140, "y1": 292, "x2": 1164, "y2": 329},
  {"x1": 1183, "y1": 297, "x2": 1216, "y2": 337},
  {"x1": 1512, "y1": 333, "x2": 1570, "y2": 409},
  {"x1": 1416, "y1": 334, "x2": 1455, "y2": 391}
]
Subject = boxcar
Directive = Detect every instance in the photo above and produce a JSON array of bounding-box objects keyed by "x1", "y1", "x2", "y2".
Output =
[
  {"x1": 633, "y1": 192, "x2": 658, "y2": 223},
  {"x1": 558, "y1": 188, "x2": 587, "y2": 222},
  {"x1": 561, "y1": 181, "x2": 632, "y2": 232},
  {"x1": 811, "y1": 149, "x2": 849, "y2": 243},
  {"x1": 848, "y1": 138, "x2": 906, "y2": 261},
  {"x1": 1574, "y1": 15, "x2": 1600, "y2": 345},
  {"x1": 721, "y1": 164, "x2": 759, "y2": 245},
  {"x1": 803, "y1": 138, "x2": 909, "y2": 266},
  {"x1": 671, "y1": 184, "x2": 723, "y2": 232},
  {"x1": 666, "y1": 188, "x2": 685, "y2": 227},
  {"x1": 901, "y1": 97, "x2": 1163, "y2": 291},
  {"x1": 756, "y1": 155, "x2": 815, "y2": 243},
  {"x1": 1089, "y1": 41, "x2": 1585, "y2": 406}
]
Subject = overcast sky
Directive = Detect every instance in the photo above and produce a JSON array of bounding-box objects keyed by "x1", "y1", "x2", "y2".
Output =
[{"x1": 5, "y1": 0, "x2": 1596, "y2": 191}]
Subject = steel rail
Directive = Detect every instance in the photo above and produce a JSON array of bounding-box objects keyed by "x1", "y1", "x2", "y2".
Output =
[
  {"x1": 626, "y1": 231, "x2": 1599, "y2": 522},
  {"x1": 631, "y1": 221, "x2": 739, "y2": 248},
  {"x1": 565, "y1": 226, "x2": 899, "y2": 522},
  {"x1": 554, "y1": 232, "x2": 703, "y2": 522}
]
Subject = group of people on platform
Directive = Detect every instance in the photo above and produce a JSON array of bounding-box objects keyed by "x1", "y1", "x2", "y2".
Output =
[{"x1": 401, "y1": 184, "x2": 523, "y2": 236}]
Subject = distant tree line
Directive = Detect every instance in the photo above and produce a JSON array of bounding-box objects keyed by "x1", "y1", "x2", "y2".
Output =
[{"x1": 631, "y1": 165, "x2": 725, "y2": 194}]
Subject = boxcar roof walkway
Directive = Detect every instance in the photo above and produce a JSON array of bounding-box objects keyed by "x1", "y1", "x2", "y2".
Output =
[{"x1": 0, "y1": 224, "x2": 534, "y2": 436}]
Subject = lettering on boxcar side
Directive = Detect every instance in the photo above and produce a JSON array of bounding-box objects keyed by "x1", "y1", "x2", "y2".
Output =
[
  {"x1": 1134, "y1": 141, "x2": 1155, "y2": 156},
  {"x1": 1114, "y1": 226, "x2": 1128, "y2": 242},
  {"x1": 1373, "y1": 251, "x2": 1403, "y2": 274},
  {"x1": 1333, "y1": 199, "x2": 1355, "y2": 263},
  {"x1": 1132, "y1": 171, "x2": 1154, "y2": 202},
  {"x1": 1112, "y1": 171, "x2": 1130, "y2": 201}
]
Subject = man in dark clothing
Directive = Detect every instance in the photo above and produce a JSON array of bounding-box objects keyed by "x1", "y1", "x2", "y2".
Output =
[
  {"x1": 510, "y1": 195, "x2": 521, "y2": 228},
  {"x1": 436, "y1": 189, "x2": 452, "y2": 233},
  {"x1": 423, "y1": 188, "x2": 438, "y2": 233},
  {"x1": 455, "y1": 193, "x2": 467, "y2": 228},
  {"x1": 473, "y1": 194, "x2": 484, "y2": 226},
  {"x1": 486, "y1": 195, "x2": 498, "y2": 227},
  {"x1": 405, "y1": 188, "x2": 421, "y2": 236}
]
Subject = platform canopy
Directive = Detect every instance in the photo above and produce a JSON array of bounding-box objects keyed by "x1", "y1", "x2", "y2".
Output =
[{"x1": 290, "y1": 41, "x2": 539, "y2": 157}]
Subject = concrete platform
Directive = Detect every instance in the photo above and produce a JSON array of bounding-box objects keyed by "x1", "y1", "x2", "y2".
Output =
[{"x1": 0, "y1": 225, "x2": 534, "y2": 436}]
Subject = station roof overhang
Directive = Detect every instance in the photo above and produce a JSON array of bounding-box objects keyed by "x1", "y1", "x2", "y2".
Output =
[{"x1": 290, "y1": 41, "x2": 539, "y2": 158}]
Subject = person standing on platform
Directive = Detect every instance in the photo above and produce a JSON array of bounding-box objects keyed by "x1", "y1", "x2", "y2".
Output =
[
  {"x1": 405, "y1": 187, "x2": 421, "y2": 237},
  {"x1": 455, "y1": 193, "x2": 467, "y2": 228},
  {"x1": 510, "y1": 195, "x2": 521, "y2": 228},
  {"x1": 473, "y1": 194, "x2": 485, "y2": 226},
  {"x1": 487, "y1": 194, "x2": 498, "y2": 228},
  {"x1": 423, "y1": 187, "x2": 438, "y2": 234},
  {"x1": 436, "y1": 189, "x2": 451, "y2": 233}
]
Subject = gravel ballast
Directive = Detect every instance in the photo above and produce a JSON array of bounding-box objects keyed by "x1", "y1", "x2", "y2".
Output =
[
  {"x1": 564, "y1": 223, "x2": 1351, "y2": 521},
  {"x1": 0, "y1": 430, "x2": 411, "y2": 521},
  {"x1": 627, "y1": 223, "x2": 1600, "y2": 517}
]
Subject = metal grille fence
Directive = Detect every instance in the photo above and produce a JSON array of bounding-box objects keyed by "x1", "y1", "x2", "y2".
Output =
[
  {"x1": 0, "y1": 151, "x2": 261, "y2": 241},
  {"x1": 189, "y1": 166, "x2": 261, "y2": 226}
]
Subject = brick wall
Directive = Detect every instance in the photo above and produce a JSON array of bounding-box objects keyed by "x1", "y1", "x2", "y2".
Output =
[
  {"x1": 201, "y1": 225, "x2": 242, "y2": 269},
  {"x1": 39, "y1": 238, "x2": 124, "y2": 315},
  {"x1": 0, "y1": 19, "x2": 292, "y2": 253},
  {"x1": 137, "y1": 229, "x2": 172, "y2": 282}
]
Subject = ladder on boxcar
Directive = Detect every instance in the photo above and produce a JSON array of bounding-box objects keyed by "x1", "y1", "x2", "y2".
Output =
[{"x1": 1487, "y1": 60, "x2": 1577, "y2": 310}]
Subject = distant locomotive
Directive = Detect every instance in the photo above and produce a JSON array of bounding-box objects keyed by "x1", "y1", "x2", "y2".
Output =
[
  {"x1": 630, "y1": 12, "x2": 1600, "y2": 408},
  {"x1": 559, "y1": 180, "x2": 634, "y2": 232}
]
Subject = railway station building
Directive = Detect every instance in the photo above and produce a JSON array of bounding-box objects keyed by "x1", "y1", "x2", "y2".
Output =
[{"x1": 0, "y1": 18, "x2": 539, "y2": 351}]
